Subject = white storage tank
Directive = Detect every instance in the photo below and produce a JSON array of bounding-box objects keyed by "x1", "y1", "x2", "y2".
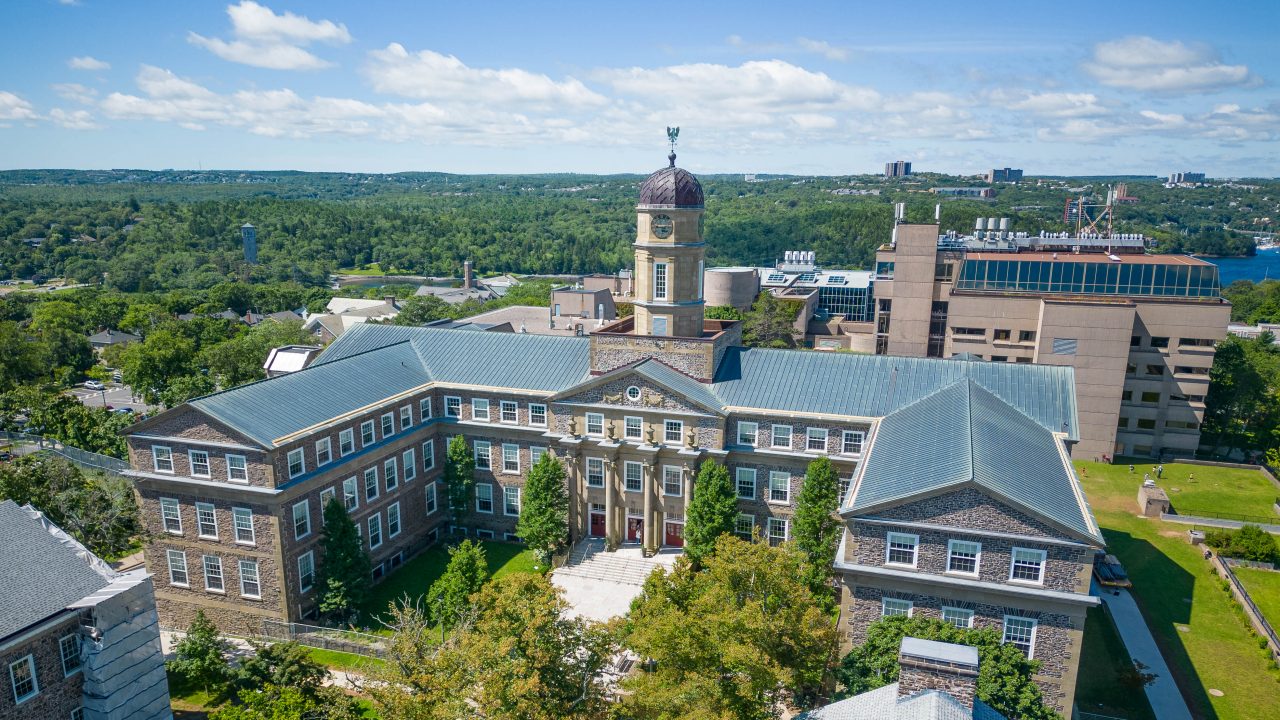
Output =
[{"x1": 704, "y1": 267, "x2": 760, "y2": 312}]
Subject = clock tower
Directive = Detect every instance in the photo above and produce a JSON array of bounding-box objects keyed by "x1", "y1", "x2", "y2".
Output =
[{"x1": 632, "y1": 148, "x2": 706, "y2": 339}]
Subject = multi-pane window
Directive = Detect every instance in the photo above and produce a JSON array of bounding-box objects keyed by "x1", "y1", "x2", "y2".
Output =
[
  {"x1": 766, "y1": 517, "x2": 788, "y2": 546},
  {"x1": 160, "y1": 498, "x2": 182, "y2": 534},
  {"x1": 232, "y1": 507, "x2": 254, "y2": 544},
  {"x1": 403, "y1": 449, "x2": 416, "y2": 481},
  {"x1": 504, "y1": 486, "x2": 521, "y2": 516},
  {"x1": 364, "y1": 467, "x2": 379, "y2": 501},
  {"x1": 384, "y1": 457, "x2": 399, "y2": 491},
  {"x1": 60, "y1": 635, "x2": 81, "y2": 676},
  {"x1": 425, "y1": 482, "x2": 438, "y2": 514},
  {"x1": 501, "y1": 444, "x2": 519, "y2": 473},
  {"x1": 189, "y1": 450, "x2": 211, "y2": 477},
  {"x1": 734, "y1": 513, "x2": 756, "y2": 539},
  {"x1": 768, "y1": 471, "x2": 790, "y2": 503},
  {"x1": 203, "y1": 555, "x2": 224, "y2": 592},
  {"x1": 737, "y1": 422, "x2": 758, "y2": 446},
  {"x1": 315, "y1": 438, "x2": 332, "y2": 466},
  {"x1": 292, "y1": 500, "x2": 311, "y2": 539},
  {"x1": 368, "y1": 514, "x2": 383, "y2": 548},
  {"x1": 422, "y1": 441, "x2": 435, "y2": 471},
  {"x1": 476, "y1": 483, "x2": 494, "y2": 513},
  {"x1": 624, "y1": 416, "x2": 643, "y2": 440},
  {"x1": 361, "y1": 421, "x2": 376, "y2": 446},
  {"x1": 654, "y1": 262, "x2": 668, "y2": 299},
  {"x1": 529, "y1": 403, "x2": 547, "y2": 427},
  {"x1": 239, "y1": 560, "x2": 261, "y2": 598},
  {"x1": 167, "y1": 549, "x2": 189, "y2": 586},
  {"x1": 663, "y1": 465, "x2": 682, "y2": 496},
  {"x1": 942, "y1": 606, "x2": 974, "y2": 628},
  {"x1": 400, "y1": 405, "x2": 413, "y2": 430},
  {"x1": 841, "y1": 431, "x2": 864, "y2": 455},
  {"x1": 886, "y1": 532, "x2": 919, "y2": 567},
  {"x1": 624, "y1": 462, "x2": 643, "y2": 492},
  {"x1": 472, "y1": 399, "x2": 490, "y2": 422},
  {"x1": 339, "y1": 429, "x2": 355, "y2": 456},
  {"x1": 8, "y1": 655, "x2": 38, "y2": 704},
  {"x1": 343, "y1": 477, "x2": 359, "y2": 510},
  {"x1": 196, "y1": 502, "x2": 218, "y2": 539},
  {"x1": 474, "y1": 441, "x2": 491, "y2": 470},
  {"x1": 298, "y1": 552, "x2": 315, "y2": 593},
  {"x1": 153, "y1": 446, "x2": 173, "y2": 473},
  {"x1": 881, "y1": 598, "x2": 913, "y2": 618},
  {"x1": 388, "y1": 502, "x2": 401, "y2": 538},
  {"x1": 531, "y1": 446, "x2": 547, "y2": 465},
  {"x1": 420, "y1": 397, "x2": 433, "y2": 420},
  {"x1": 736, "y1": 468, "x2": 756, "y2": 499},
  {"x1": 664, "y1": 419, "x2": 683, "y2": 444},
  {"x1": 445, "y1": 396, "x2": 461, "y2": 417},
  {"x1": 1010, "y1": 548, "x2": 1046, "y2": 583},
  {"x1": 947, "y1": 540, "x2": 981, "y2": 575},
  {"x1": 586, "y1": 413, "x2": 604, "y2": 435},
  {"x1": 806, "y1": 428, "x2": 828, "y2": 452},
  {"x1": 1003, "y1": 616, "x2": 1037, "y2": 657},
  {"x1": 287, "y1": 448, "x2": 305, "y2": 478},
  {"x1": 227, "y1": 454, "x2": 248, "y2": 482},
  {"x1": 586, "y1": 458, "x2": 605, "y2": 487},
  {"x1": 500, "y1": 401, "x2": 518, "y2": 423},
  {"x1": 381, "y1": 412, "x2": 395, "y2": 437},
  {"x1": 319, "y1": 488, "x2": 336, "y2": 515},
  {"x1": 838, "y1": 476, "x2": 852, "y2": 503},
  {"x1": 771, "y1": 424, "x2": 791, "y2": 449}
]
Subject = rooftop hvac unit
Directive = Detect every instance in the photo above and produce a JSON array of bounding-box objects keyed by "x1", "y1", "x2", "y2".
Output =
[
  {"x1": 999, "y1": 217, "x2": 1009, "y2": 231},
  {"x1": 976, "y1": 218, "x2": 987, "y2": 231}
]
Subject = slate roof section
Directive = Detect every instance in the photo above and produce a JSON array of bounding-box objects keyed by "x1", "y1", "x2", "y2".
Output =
[
  {"x1": 638, "y1": 157, "x2": 705, "y2": 208},
  {"x1": 797, "y1": 684, "x2": 1007, "y2": 720},
  {"x1": 848, "y1": 379, "x2": 1102, "y2": 544},
  {"x1": 0, "y1": 500, "x2": 116, "y2": 639}
]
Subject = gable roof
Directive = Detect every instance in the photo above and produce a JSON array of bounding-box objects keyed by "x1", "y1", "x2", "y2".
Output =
[
  {"x1": 549, "y1": 357, "x2": 725, "y2": 415},
  {"x1": 797, "y1": 684, "x2": 1007, "y2": 720},
  {"x1": 847, "y1": 379, "x2": 1102, "y2": 544}
]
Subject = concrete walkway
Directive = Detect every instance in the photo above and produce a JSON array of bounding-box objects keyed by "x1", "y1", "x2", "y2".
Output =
[
  {"x1": 551, "y1": 539, "x2": 680, "y2": 622},
  {"x1": 1159, "y1": 512, "x2": 1280, "y2": 534},
  {"x1": 1092, "y1": 583, "x2": 1192, "y2": 720}
]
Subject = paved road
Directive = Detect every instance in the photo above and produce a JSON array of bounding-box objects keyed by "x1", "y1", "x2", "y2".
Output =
[
  {"x1": 1092, "y1": 582, "x2": 1193, "y2": 720},
  {"x1": 70, "y1": 383, "x2": 150, "y2": 412}
]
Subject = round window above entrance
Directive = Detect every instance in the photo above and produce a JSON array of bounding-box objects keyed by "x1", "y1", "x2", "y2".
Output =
[{"x1": 626, "y1": 385, "x2": 642, "y2": 401}]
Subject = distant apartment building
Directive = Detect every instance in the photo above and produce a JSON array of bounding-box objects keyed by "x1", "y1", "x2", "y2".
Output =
[
  {"x1": 885, "y1": 161, "x2": 912, "y2": 178},
  {"x1": 931, "y1": 187, "x2": 994, "y2": 198},
  {"x1": 987, "y1": 167, "x2": 1023, "y2": 183},
  {"x1": 1168, "y1": 172, "x2": 1206, "y2": 184}
]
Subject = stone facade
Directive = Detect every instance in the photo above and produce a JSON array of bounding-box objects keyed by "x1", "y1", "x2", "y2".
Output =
[
  {"x1": 0, "y1": 614, "x2": 85, "y2": 719},
  {"x1": 897, "y1": 651, "x2": 978, "y2": 710}
]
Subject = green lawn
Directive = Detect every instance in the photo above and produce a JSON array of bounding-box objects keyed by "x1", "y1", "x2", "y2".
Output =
[
  {"x1": 1235, "y1": 567, "x2": 1280, "y2": 630},
  {"x1": 1103, "y1": 457, "x2": 1279, "y2": 520},
  {"x1": 1075, "y1": 604, "x2": 1158, "y2": 720},
  {"x1": 337, "y1": 263, "x2": 412, "y2": 276},
  {"x1": 306, "y1": 647, "x2": 387, "y2": 675},
  {"x1": 1076, "y1": 460, "x2": 1280, "y2": 720}
]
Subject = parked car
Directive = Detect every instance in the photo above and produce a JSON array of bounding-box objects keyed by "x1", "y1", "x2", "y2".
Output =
[
  {"x1": 112, "y1": 372, "x2": 123, "y2": 383},
  {"x1": 112, "y1": 407, "x2": 135, "y2": 415},
  {"x1": 84, "y1": 380, "x2": 105, "y2": 391}
]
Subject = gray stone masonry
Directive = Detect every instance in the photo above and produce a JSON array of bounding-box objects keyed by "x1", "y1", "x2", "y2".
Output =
[
  {"x1": 869, "y1": 486, "x2": 1071, "y2": 540},
  {"x1": 0, "y1": 614, "x2": 84, "y2": 719},
  {"x1": 897, "y1": 650, "x2": 977, "y2": 709}
]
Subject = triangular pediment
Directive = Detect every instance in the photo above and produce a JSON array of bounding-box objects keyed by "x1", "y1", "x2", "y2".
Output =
[{"x1": 550, "y1": 360, "x2": 723, "y2": 416}]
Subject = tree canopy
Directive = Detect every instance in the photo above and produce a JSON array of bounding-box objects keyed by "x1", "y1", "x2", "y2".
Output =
[
  {"x1": 682, "y1": 459, "x2": 738, "y2": 569},
  {"x1": 517, "y1": 451, "x2": 570, "y2": 564},
  {"x1": 315, "y1": 497, "x2": 372, "y2": 624},
  {"x1": 792, "y1": 456, "x2": 843, "y2": 611}
]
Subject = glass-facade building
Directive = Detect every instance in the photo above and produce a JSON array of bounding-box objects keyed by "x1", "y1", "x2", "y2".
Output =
[
  {"x1": 817, "y1": 284, "x2": 876, "y2": 322},
  {"x1": 954, "y1": 259, "x2": 1221, "y2": 298}
]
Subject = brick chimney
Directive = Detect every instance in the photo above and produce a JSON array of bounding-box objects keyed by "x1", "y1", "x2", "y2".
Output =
[
  {"x1": 896, "y1": 637, "x2": 980, "y2": 710},
  {"x1": 463, "y1": 259, "x2": 474, "y2": 290}
]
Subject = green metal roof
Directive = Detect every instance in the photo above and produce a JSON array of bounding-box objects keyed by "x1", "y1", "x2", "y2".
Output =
[{"x1": 848, "y1": 379, "x2": 1102, "y2": 544}]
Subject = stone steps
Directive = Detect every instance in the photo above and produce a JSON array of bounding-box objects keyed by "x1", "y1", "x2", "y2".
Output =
[{"x1": 556, "y1": 541, "x2": 670, "y2": 586}]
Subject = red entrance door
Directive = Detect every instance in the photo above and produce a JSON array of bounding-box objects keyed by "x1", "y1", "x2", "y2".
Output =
[
  {"x1": 589, "y1": 512, "x2": 606, "y2": 538},
  {"x1": 626, "y1": 517, "x2": 644, "y2": 543},
  {"x1": 664, "y1": 522, "x2": 685, "y2": 548}
]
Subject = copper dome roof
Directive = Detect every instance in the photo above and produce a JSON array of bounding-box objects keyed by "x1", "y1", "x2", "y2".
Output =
[{"x1": 638, "y1": 153, "x2": 704, "y2": 208}]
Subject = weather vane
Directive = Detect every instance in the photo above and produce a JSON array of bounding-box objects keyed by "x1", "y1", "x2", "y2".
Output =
[{"x1": 666, "y1": 126, "x2": 680, "y2": 166}]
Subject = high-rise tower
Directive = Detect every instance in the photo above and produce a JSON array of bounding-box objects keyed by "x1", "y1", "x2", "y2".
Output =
[
  {"x1": 632, "y1": 151, "x2": 706, "y2": 338},
  {"x1": 241, "y1": 223, "x2": 257, "y2": 264}
]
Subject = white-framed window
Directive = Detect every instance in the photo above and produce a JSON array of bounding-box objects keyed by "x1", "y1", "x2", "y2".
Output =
[
  {"x1": 367, "y1": 513, "x2": 383, "y2": 548},
  {"x1": 403, "y1": 448, "x2": 417, "y2": 482},
  {"x1": 768, "y1": 471, "x2": 790, "y2": 504},
  {"x1": 626, "y1": 385, "x2": 642, "y2": 401},
  {"x1": 287, "y1": 448, "x2": 306, "y2": 479},
  {"x1": 474, "y1": 440, "x2": 491, "y2": 470},
  {"x1": 292, "y1": 500, "x2": 311, "y2": 540},
  {"x1": 360, "y1": 420, "x2": 376, "y2": 446},
  {"x1": 379, "y1": 412, "x2": 393, "y2": 438},
  {"x1": 841, "y1": 431, "x2": 864, "y2": 455},
  {"x1": 1003, "y1": 616, "x2": 1037, "y2": 657},
  {"x1": 364, "y1": 467, "x2": 379, "y2": 501},
  {"x1": 384, "y1": 457, "x2": 399, "y2": 491},
  {"x1": 838, "y1": 475, "x2": 852, "y2": 503},
  {"x1": 654, "y1": 262, "x2": 668, "y2": 300},
  {"x1": 319, "y1": 488, "x2": 336, "y2": 516},
  {"x1": 947, "y1": 540, "x2": 981, "y2": 576},
  {"x1": 189, "y1": 450, "x2": 211, "y2": 477},
  {"x1": 195, "y1": 502, "x2": 218, "y2": 539},
  {"x1": 203, "y1": 555, "x2": 224, "y2": 593},
  {"x1": 531, "y1": 446, "x2": 547, "y2": 465},
  {"x1": 343, "y1": 477, "x2": 359, "y2": 511},
  {"x1": 152, "y1": 445, "x2": 173, "y2": 473},
  {"x1": 663, "y1": 465, "x2": 682, "y2": 496},
  {"x1": 500, "y1": 400, "x2": 518, "y2": 424},
  {"x1": 886, "y1": 532, "x2": 919, "y2": 567},
  {"x1": 624, "y1": 416, "x2": 643, "y2": 440},
  {"x1": 232, "y1": 507, "x2": 255, "y2": 544},
  {"x1": 226, "y1": 454, "x2": 248, "y2": 483},
  {"x1": 445, "y1": 396, "x2": 461, "y2": 418},
  {"x1": 400, "y1": 405, "x2": 413, "y2": 430},
  {"x1": 501, "y1": 444, "x2": 520, "y2": 474},
  {"x1": 59, "y1": 634, "x2": 81, "y2": 676},
  {"x1": 8, "y1": 655, "x2": 38, "y2": 705},
  {"x1": 160, "y1": 497, "x2": 182, "y2": 534},
  {"x1": 767, "y1": 516, "x2": 788, "y2": 545},
  {"x1": 476, "y1": 529, "x2": 495, "y2": 540},
  {"x1": 881, "y1": 598, "x2": 913, "y2": 618},
  {"x1": 472, "y1": 399, "x2": 490, "y2": 422},
  {"x1": 942, "y1": 606, "x2": 974, "y2": 628},
  {"x1": 652, "y1": 316, "x2": 668, "y2": 336},
  {"x1": 586, "y1": 457, "x2": 605, "y2": 487},
  {"x1": 420, "y1": 397, "x2": 433, "y2": 420},
  {"x1": 167, "y1": 549, "x2": 189, "y2": 586},
  {"x1": 737, "y1": 421, "x2": 758, "y2": 446},
  {"x1": 425, "y1": 482, "x2": 438, "y2": 514},
  {"x1": 736, "y1": 468, "x2": 756, "y2": 499},
  {"x1": 806, "y1": 428, "x2": 828, "y2": 452},
  {"x1": 297, "y1": 551, "x2": 315, "y2": 593},
  {"x1": 476, "y1": 483, "x2": 494, "y2": 513},
  {"x1": 529, "y1": 403, "x2": 547, "y2": 427},
  {"x1": 1010, "y1": 547, "x2": 1047, "y2": 584},
  {"x1": 239, "y1": 559, "x2": 261, "y2": 598},
  {"x1": 624, "y1": 461, "x2": 643, "y2": 493},
  {"x1": 388, "y1": 502, "x2": 401, "y2": 538},
  {"x1": 664, "y1": 419, "x2": 683, "y2": 443},
  {"x1": 503, "y1": 486, "x2": 521, "y2": 516},
  {"x1": 735, "y1": 513, "x2": 756, "y2": 539},
  {"x1": 771, "y1": 424, "x2": 792, "y2": 449},
  {"x1": 315, "y1": 438, "x2": 332, "y2": 466},
  {"x1": 339, "y1": 429, "x2": 355, "y2": 456},
  {"x1": 586, "y1": 413, "x2": 604, "y2": 436},
  {"x1": 422, "y1": 441, "x2": 435, "y2": 471}
]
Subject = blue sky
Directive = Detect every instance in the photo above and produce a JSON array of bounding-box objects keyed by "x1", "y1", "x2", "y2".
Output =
[{"x1": 1, "y1": 0, "x2": 1277, "y2": 176}]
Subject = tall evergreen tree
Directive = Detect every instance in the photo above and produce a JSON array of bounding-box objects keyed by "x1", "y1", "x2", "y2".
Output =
[
  {"x1": 517, "y1": 451, "x2": 570, "y2": 565},
  {"x1": 167, "y1": 609, "x2": 232, "y2": 696},
  {"x1": 315, "y1": 497, "x2": 371, "y2": 624},
  {"x1": 427, "y1": 539, "x2": 489, "y2": 631},
  {"x1": 682, "y1": 459, "x2": 738, "y2": 569},
  {"x1": 445, "y1": 434, "x2": 475, "y2": 526},
  {"x1": 793, "y1": 456, "x2": 843, "y2": 610}
]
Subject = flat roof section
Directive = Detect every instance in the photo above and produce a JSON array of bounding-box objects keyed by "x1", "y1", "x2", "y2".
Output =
[{"x1": 964, "y1": 252, "x2": 1215, "y2": 267}]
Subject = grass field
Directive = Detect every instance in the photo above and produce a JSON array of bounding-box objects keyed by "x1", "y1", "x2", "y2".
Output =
[
  {"x1": 1098, "y1": 459, "x2": 1279, "y2": 520},
  {"x1": 1235, "y1": 567, "x2": 1280, "y2": 629},
  {"x1": 1075, "y1": 460, "x2": 1280, "y2": 720},
  {"x1": 306, "y1": 647, "x2": 387, "y2": 675},
  {"x1": 1075, "y1": 604, "x2": 1158, "y2": 720}
]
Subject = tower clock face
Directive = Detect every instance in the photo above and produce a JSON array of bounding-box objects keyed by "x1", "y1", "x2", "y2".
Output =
[{"x1": 651, "y1": 214, "x2": 674, "y2": 239}]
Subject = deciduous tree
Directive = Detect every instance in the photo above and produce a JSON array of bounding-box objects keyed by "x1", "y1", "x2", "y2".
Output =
[
  {"x1": 517, "y1": 451, "x2": 569, "y2": 565},
  {"x1": 167, "y1": 610, "x2": 232, "y2": 697},
  {"x1": 792, "y1": 456, "x2": 842, "y2": 610},
  {"x1": 426, "y1": 539, "x2": 488, "y2": 631},
  {"x1": 683, "y1": 459, "x2": 738, "y2": 569},
  {"x1": 445, "y1": 435, "x2": 475, "y2": 525}
]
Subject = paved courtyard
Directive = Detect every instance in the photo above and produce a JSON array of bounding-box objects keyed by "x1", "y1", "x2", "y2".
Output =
[{"x1": 552, "y1": 539, "x2": 681, "y2": 621}]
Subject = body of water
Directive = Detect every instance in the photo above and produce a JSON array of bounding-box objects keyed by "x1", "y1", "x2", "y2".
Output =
[{"x1": 1207, "y1": 250, "x2": 1280, "y2": 286}]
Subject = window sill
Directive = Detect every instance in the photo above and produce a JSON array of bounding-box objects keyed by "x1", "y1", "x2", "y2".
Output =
[
  {"x1": 234, "y1": 540, "x2": 256, "y2": 547},
  {"x1": 885, "y1": 562, "x2": 918, "y2": 570},
  {"x1": 943, "y1": 570, "x2": 980, "y2": 579},
  {"x1": 171, "y1": 583, "x2": 190, "y2": 588},
  {"x1": 197, "y1": 534, "x2": 219, "y2": 541},
  {"x1": 205, "y1": 589, "x2": 226, "y2": 595},
  {"x1": 242, "y1": 594, "x2": 262, "y2": 601},
  {"x1": 1007, "y1": 578, "x2": 1045, "y2": 587},
  {"x1": 767, "y1": 499, "x2": 791, "y2": 506}
]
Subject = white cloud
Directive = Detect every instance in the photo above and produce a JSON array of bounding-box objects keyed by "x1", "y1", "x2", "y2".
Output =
[
  {"x1": 52, "y1": 83, "x2": 98, "y2": 105},
  {"x1": 58, "y1": 0, "x2": 81, "y2": 6},
  {"x1": 68, "y1": 55, "x2": 110, "y2": 71},
  {"x1": 796, "y1": 38, "x2": 848, "y2": 61},
  {"x1": 189, "y1": 1, "x2": 351, "y2": 70},
  {"x1": 0, "y1": 91, "x2": 38, "y2": 121},
  {"x1": 597, "y1": 59, "x2": 879, "y2": 112},
  {"x1": 1084, "y1": 36, "x2": 1253, "y2": 93},
  {"x1": 49, "y1": 108, "x2": 100, "y2": 130},
  {"x1": 1001, "y1": 91, "x2": 1108, "y2": 118}
]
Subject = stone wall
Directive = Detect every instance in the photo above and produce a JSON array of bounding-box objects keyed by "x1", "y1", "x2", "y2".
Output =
[
  {"x1": 897, "y1": 655, "x2": 977, "y2": 709},
  {"x1": 0, "y1": 615, "x2": 84, "y2": 719},
  {"x1": 869, "y1": 487, "x2": 1070, "y2": 540},
  {"x1": 589, "y1": 333, "x2": 716, "y2": 380}
]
